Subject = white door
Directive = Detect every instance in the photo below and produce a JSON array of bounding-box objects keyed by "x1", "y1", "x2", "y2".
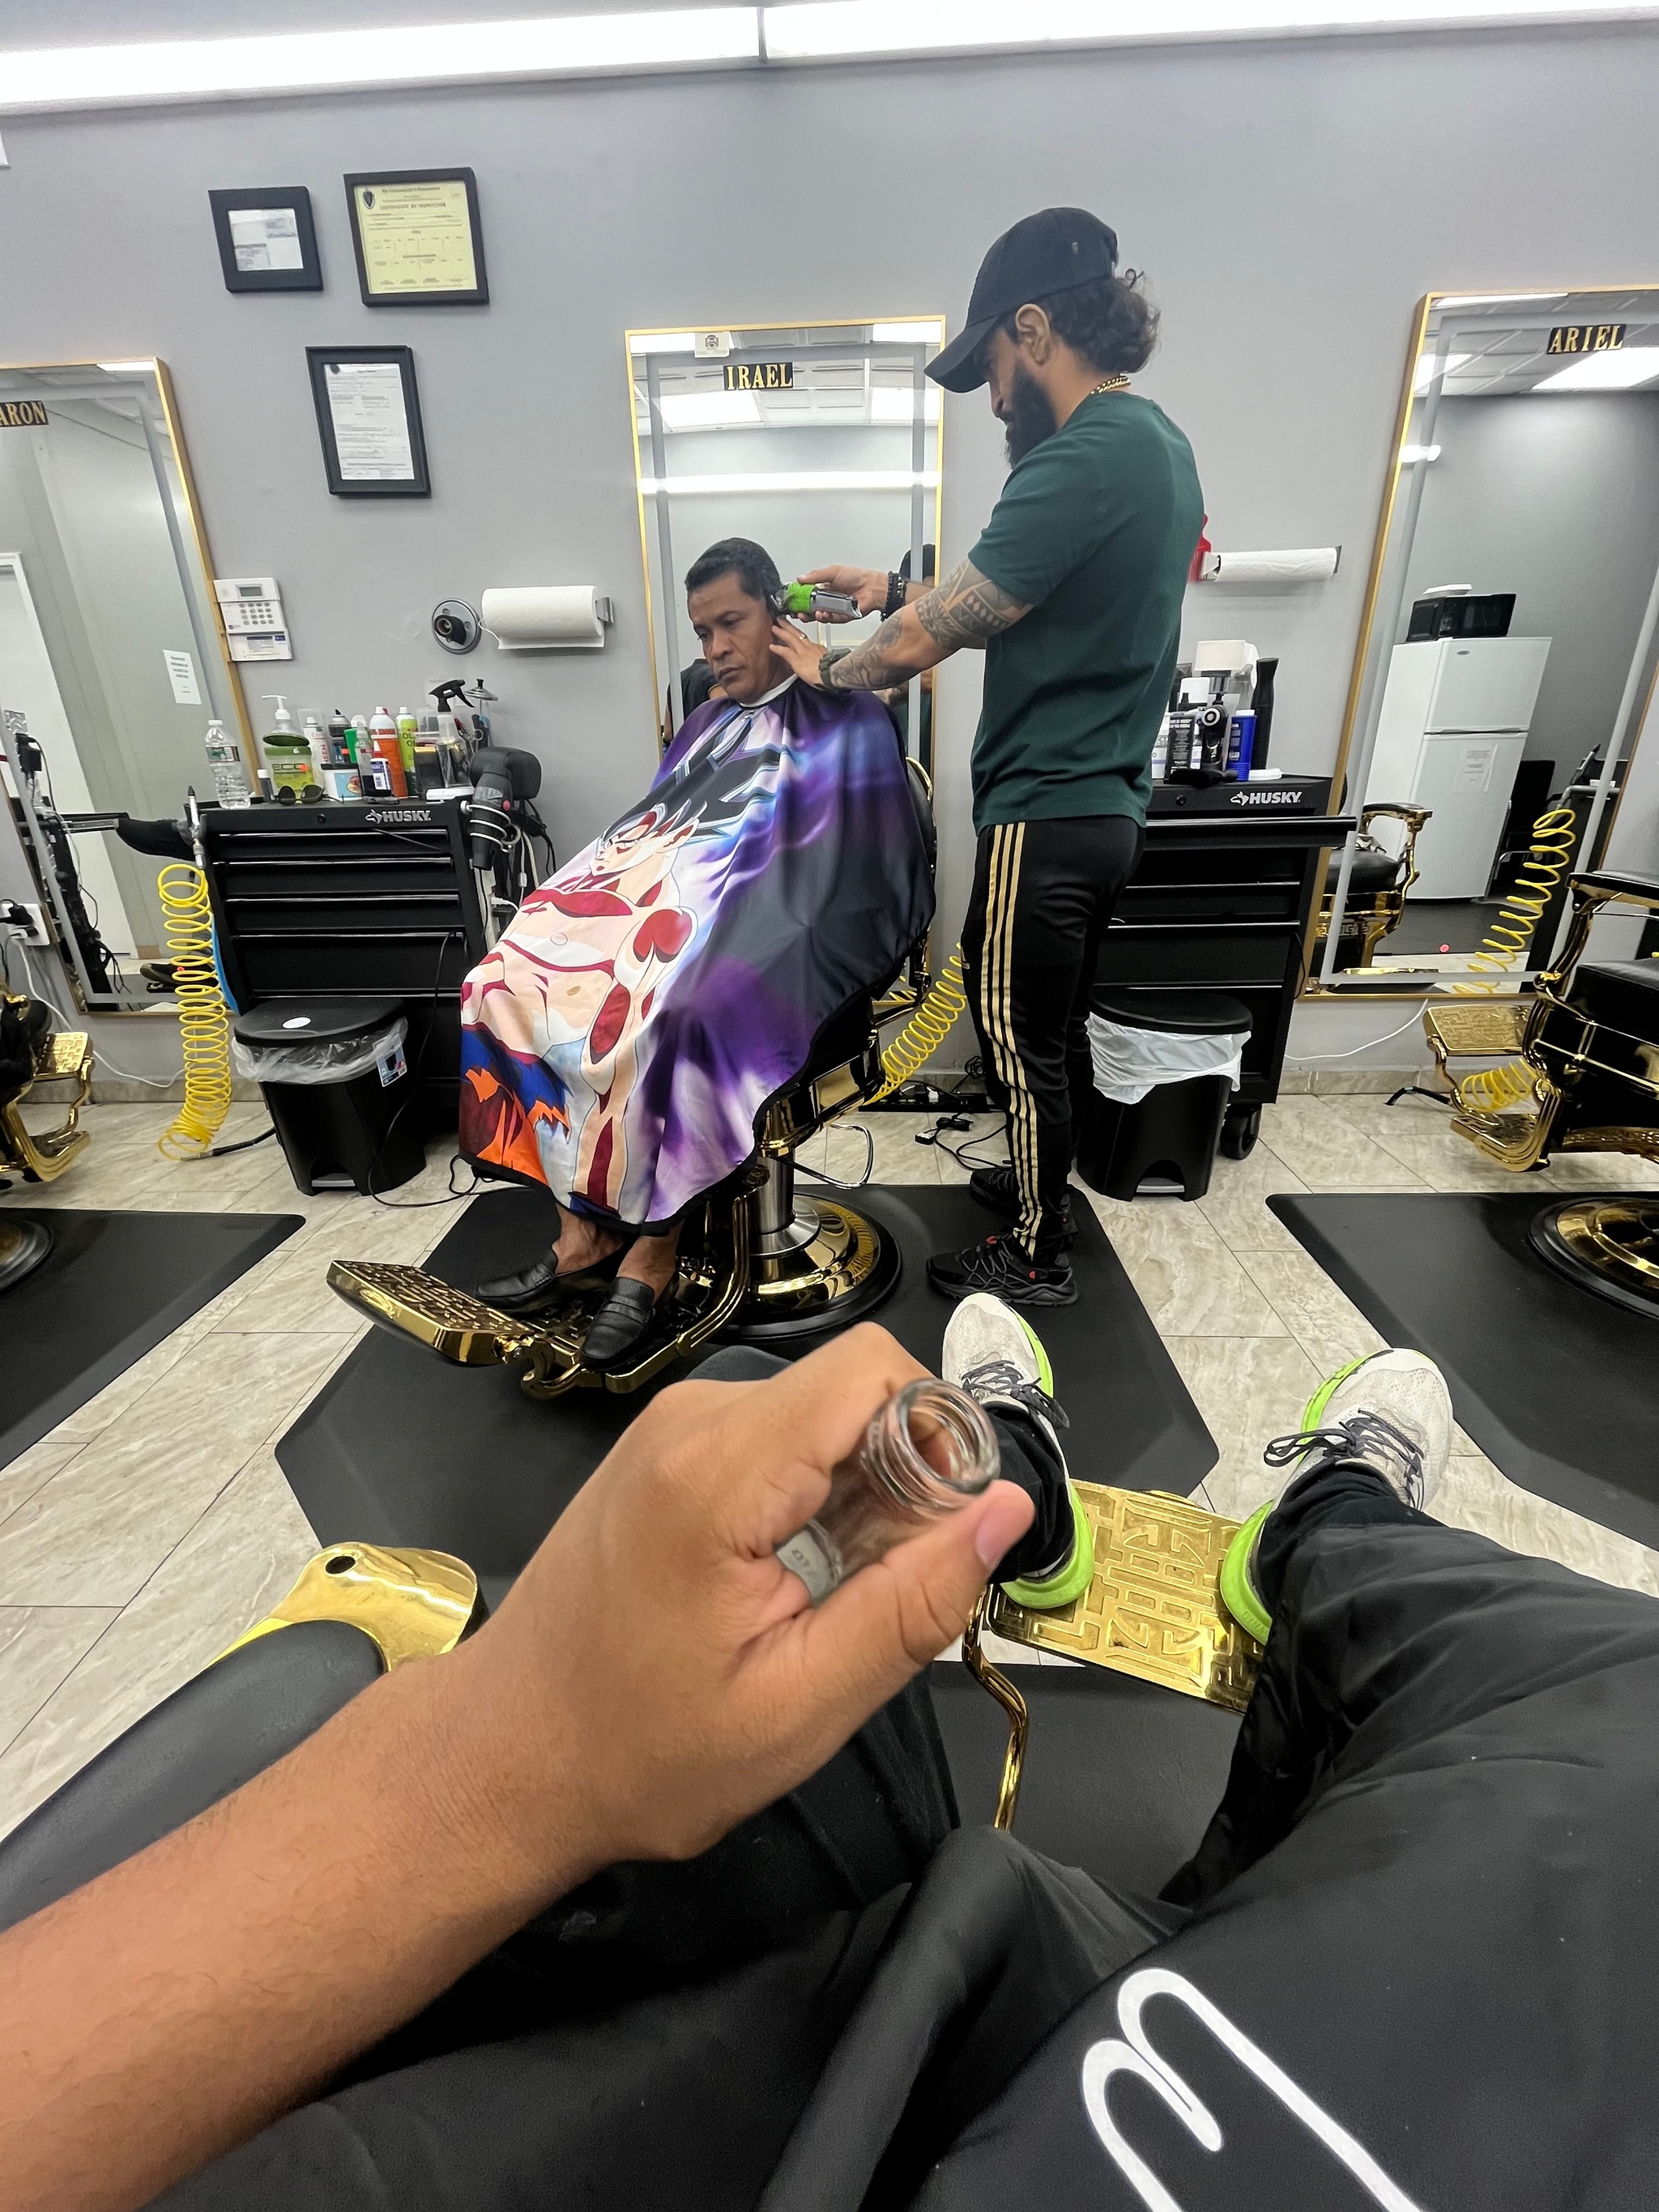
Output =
[
  {"x1": 1408, "y1": 732, "x2": 1527, "y2": 899},
  {"x1": 1425, "y1": 637, "x2": 1550, "y2": 733}
]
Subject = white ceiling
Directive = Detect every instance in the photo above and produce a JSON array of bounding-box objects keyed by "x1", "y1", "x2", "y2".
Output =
[{"x1": 1420, "y1": 288, "x2": 1659, "y2": 397}]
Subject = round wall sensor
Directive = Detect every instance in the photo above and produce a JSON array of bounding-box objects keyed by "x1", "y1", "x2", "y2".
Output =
[{"x1": 432, "y1": 599, "x2": 482, "y2": 654}]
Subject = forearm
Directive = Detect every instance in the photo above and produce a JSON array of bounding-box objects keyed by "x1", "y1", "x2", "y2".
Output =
[
  {"x1": 0, "y1": 1641, "x2": 587, "y2": 2212},
  {"x1": 821, "y1": 602, "x2": 949, "y2": 693}
]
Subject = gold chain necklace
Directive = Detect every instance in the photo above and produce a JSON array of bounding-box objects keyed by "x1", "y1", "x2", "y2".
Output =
[{"x1": 1091, "y1": 376, "x2": 1130, "y2": 395}]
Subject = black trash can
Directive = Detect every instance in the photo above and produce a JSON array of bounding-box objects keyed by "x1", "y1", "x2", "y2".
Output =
[
  {"x1": 232, "y1": 998, "x2": 424, "y2": 1196},
  {"x1": 1076, "y1": 990, "x2": 1252, "y2": 1203}
]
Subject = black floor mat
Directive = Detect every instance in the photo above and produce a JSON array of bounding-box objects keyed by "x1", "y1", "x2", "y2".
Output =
[
  {"x1": 278, "y1": 1183, "x2": 1216, "y2": 1606},
  {"x1": 1272, "y1": 1191, "x2": 1659, "y2": 1547},
  {"x1": 0, "y1": 1210, "x2": 301, "y2": 1470}
]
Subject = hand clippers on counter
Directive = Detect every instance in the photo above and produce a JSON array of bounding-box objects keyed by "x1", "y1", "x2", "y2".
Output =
[{"x1": 772, "y1": 581, "x2": 863, "y2": 624}]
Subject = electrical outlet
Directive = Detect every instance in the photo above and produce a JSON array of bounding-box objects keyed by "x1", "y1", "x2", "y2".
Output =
[{"x1": 1, "y1": 900, "x2": 46, "y2": 944}]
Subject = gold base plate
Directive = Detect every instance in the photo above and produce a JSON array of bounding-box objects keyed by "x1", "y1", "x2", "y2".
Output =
[
  {"x1": 984, "y1": 1481, "x2": 1263, "y2": 1712},
  {"x1": 1530, "y1": 1196, "x2": 1659, "y2": 1317},
  {"x1": 730, "y1": 1197, "x2": 898, "y2": 1340}
]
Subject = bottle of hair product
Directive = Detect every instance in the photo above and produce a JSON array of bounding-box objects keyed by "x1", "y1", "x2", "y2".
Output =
[
  {"x1": 260, "y1": 695, "x2": 313, "y2": 797},
  {"x1": 350, "y1": 715, "x2": 370, "y2": 770},
  {"x1": 365, "y1": 706, "x2": 407, "y2": 797},
  {"x1": 302, "y1": 714, "x2": 327, "y2": 779},
  {"x1": 1151, "y1": 712, "x2": 1171, "y2": 782},
  {"x1": 395, "y1": 705, "x2": 418, "y2": 777}
]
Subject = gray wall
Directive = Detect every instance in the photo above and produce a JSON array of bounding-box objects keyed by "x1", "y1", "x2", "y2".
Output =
[
  {"x1": 1403, "y1": 393, "x2": 1659, "y2": 778},
  {"x1": 8, "y1": 15, "x2": 1659, "y2": 1072}
]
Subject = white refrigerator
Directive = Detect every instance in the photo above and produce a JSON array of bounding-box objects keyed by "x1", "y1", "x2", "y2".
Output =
[{"x1": 1363, "y1": 637, "x2": 1552, "y2": 900}]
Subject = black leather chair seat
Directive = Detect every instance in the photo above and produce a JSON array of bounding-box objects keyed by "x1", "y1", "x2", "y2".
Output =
[
  {"x1": 1324, "y1": 846, "x2": 1405, "y2": 895},
  {"x1": 0, "y1": 1619, "x2": 382, "y2": 1935},
  {"x1": 1567, "y1": 959, "x2": 1659, "y2": 1039}
]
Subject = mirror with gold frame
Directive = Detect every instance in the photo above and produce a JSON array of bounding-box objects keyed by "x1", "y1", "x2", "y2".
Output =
[
  {"x1": 0, "y1": 359, "x2": 249, "y2": 1014},
  {"x1": 1313, "y1": 286, "x2": 1659, "y2": 997},
  {"x1": 627, "y1": 317, "x2": 945, "y2": 770}
]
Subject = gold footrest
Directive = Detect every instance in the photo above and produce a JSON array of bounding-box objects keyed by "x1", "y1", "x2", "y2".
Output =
[
  {"x1": 965, "y1": 1481, "x2": 1265, "y2": 1832},
  {"x1": 326, "y1": 1260, "x2": 538, "y2": 1365},
  {"x1": 222, "y1": 1541, "x2": 479, "y2": 1670}
]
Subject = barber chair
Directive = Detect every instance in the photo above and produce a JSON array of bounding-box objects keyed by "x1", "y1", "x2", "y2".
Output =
[
  {"x1": 0, "y1": 991, "x2": 94, "y2": 1289},
  {"x1": 0, "y1": 1543, "x2": 480, "y2": 1936},
  {"x1": 326, "y1": 766, "x2": 940, "y2": 1396},
  {"x1": 0, "y1": 1500, "x2": 1252, "y2": 1931},
  {"x1": 1311, "y1": 803, "x2": 1432, "y2": 970},
  {"x1": 1422, "y1": 869, "x2": 1659, "y2": 1316}
]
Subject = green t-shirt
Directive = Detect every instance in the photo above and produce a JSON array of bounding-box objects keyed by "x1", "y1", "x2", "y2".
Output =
[{"x1": 967, "y1": 390, "x2": 1203, "y2": 831}]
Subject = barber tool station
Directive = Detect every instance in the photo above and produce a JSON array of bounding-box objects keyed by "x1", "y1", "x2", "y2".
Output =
[{"x1": 2, "y1": 173, "x2": 1659, "y2": 2072}]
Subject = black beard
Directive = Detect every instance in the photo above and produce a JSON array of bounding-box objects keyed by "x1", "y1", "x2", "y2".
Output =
[{"x1": 1004, "y1": 365, "x2": 1059, "y2": 465}]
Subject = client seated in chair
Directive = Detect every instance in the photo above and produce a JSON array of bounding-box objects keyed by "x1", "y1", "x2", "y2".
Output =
[{"x1": 460, "y1": 536, "x2": 932, "y2": 1368}]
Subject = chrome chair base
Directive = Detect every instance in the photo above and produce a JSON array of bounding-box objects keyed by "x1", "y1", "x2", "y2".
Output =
[
  {"x1": 1529, "y1": 1197, "x2": 1659, "y2": 1320},
  {"x1": 723, "y1": 1194, "x2": 900, "y2": 1342},
  {"x1": 0, "y1": 1217, "x2": 53, "y2": 1293}
]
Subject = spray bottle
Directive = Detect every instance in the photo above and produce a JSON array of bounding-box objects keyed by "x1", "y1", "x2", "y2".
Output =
[{"x1": 365, "y1": 706, "x2": 408, "y2": 798}]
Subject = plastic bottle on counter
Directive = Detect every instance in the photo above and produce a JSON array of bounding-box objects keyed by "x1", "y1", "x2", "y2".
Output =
[
  {"x1": 302, "y1": 714, "x2": 327, "y2": 779},
  {"x1": 261, "y1": 695, "x2": 314, "y2": 798},
  {"x1": 350, "y1": 715, "x2": 371, "y2": 769},
  {"x1": 395, "y1": 705, "x2": 418, "y2": 777},
  {"x1": 203, "y1": 718, "x2": 251, "y2": 808},
  {"x1": 365, "y1": 706, "x2": 408, "y2": 797},
  {"x1": 1226, "y1": 710, "x2": 1256, "y2": 779},
  {"x1": 1151, "y1": 712, "x2": 1171, "y2": 782}
]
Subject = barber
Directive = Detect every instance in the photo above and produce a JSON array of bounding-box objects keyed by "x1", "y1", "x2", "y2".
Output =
[{"x1": 771, "y1": 208, "x2": 1203, "y2": 1309}]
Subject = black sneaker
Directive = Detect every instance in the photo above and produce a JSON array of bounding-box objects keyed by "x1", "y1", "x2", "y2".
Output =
[
  {"x1": 967, "y1": 1162, "x2": 1077, "y2": 1242},
  {"x1": 927, "y1": 1231, "x2": 1077, "y2": 1306}
]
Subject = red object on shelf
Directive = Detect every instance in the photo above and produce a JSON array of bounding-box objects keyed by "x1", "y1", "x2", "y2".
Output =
[{"x1": 1188, "y1": 517, "x2": 1213, "y2": 584}]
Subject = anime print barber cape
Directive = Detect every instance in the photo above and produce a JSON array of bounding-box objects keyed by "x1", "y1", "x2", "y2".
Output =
[{"x1": 459, "y1": 679, "x2": 932, "y2": 1227}]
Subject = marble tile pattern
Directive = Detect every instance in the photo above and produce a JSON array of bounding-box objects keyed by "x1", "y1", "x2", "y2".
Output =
[{"x1": 2, "y1": 1097, "x2": 1657, "y2": 1839}]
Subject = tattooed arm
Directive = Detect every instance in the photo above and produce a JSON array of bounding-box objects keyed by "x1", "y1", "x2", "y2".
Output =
[{"x1": 769, "y1": 558, "x2": 1032, "y2": 693}]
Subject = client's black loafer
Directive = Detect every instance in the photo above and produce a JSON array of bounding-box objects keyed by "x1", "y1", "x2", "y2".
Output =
[
  {"x1": 477, "y1": 1246, "x2": 621, "y2": 1315},
  {"x1": 582, "y1": 1278, "x2": 661, "y2": 1370}
]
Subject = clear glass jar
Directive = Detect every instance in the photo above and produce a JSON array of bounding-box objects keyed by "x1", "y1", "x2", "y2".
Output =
[{"x1": 775, "y1": 1378, "x2": 1000, "y2": 1605}]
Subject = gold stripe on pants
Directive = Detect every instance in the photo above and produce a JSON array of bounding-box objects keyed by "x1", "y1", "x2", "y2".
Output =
[{"x1": 975, "y1": 822, "x2": 1042, "y2": 1252}]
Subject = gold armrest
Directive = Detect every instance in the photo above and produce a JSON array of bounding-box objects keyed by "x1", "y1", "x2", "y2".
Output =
[
  {"x1": 221, "y1": 1542, "x2": 480, "y2": 1670},
  {"x1": 962, "y1": 1482, "x2": 1263, "y2": 1831}
]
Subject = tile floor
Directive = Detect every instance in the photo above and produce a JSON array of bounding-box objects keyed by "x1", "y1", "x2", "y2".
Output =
[{"x1": 2, "y1": 1093, "x2": 1657, "y2": 1841}]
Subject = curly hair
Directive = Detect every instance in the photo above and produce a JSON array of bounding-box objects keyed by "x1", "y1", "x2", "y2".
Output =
[
  {"x1": 1000, "y1": 269, "x2": 1160, "y2": 377},
  {"x1": 684, "y1": 536, "x2": 784, "y2": 607}
]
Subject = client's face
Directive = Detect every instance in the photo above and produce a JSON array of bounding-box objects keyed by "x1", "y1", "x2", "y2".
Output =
[{"x1": 688, "y1": 574, "x2": 785, "y2": 704}]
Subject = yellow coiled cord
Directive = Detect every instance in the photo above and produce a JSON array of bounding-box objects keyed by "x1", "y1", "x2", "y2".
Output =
[
  {"x1": 871, "y1": 944, "x2": 968, "y2": 1102},
  {"x1": 1444, "y1": 805, "x2": 1576, "y2": 1114},
  {"x1": 156, "y1": 863, "x2": 233, "y2": 1160}
]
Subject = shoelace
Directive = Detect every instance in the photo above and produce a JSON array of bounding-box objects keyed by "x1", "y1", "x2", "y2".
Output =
[
  {"x1": 1262, "y1": 1409, "x2": 1425, "y2": 1509},
  {"x1": 959, "y1": 1357, "x2": 1070, "y2": 1431}
]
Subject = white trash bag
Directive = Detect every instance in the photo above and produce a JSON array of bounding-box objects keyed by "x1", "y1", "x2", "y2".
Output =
[
  {"x1": 232, "y1": 1016, "x2": 408, "y2": 1089},
  {"x1": 1087, "y1": 1013, "x2": 1248, "y2": 1107}
]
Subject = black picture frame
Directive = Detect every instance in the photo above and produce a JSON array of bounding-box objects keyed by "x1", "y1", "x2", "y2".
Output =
[
  {"x1": 208, "y1": 186, "x2": 322, "y2": 293},
  {"x1": 305, "y1": 346, "x2": 430, "y2": 500},
  {"x1": 343, "y1": 168, "x2": 488, "y2": 309}
]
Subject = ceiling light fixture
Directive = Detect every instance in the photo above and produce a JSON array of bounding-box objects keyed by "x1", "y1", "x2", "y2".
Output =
[
  {"x1": 870, "y1": 387, "x2": 942, "y2": 423},
  {"x1": 761, "y1": 1, "x2": 1659, "y2": 64},
  {"x1": 657, "y1": 392, "x2": 764, "y2": 429},
  {"x1": 1435, "y1": 291, "x2": 1567, "y2": 309},
  {"x1": 871, "y1": 321, "x2": 945, "y2": 343},
  {"x1": 1399, "y1": 443, "x2": 1443, "y2": 462},
  {"x1": 628, "y1": 331, "x2": 697, "y2": 356},
  {"x1": 1534, "y1": 345, "x2": 1659, "y2": 392},
  {"x1": 0, "y1": 11, "x2": 760, "y2": 112},
  {"x1": 640, "y1": 470, "x2": 939, "y2": 494},
  {"x1": 97, "y1": 360, "x2": 156, "y2": 373}
]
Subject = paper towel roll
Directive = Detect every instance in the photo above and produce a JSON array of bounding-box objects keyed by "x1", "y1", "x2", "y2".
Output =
[
  {"x1": 481, "y1": 586, "x2": 609, "y2": 650},
  {"x1": 1200, "y1": 548, "x2": 1339, "y2": 586}
]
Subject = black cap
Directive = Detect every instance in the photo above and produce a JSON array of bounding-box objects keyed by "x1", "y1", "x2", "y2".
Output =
[{"x1": 928, "y1": 207, "x2": 1119, "y2": 394}]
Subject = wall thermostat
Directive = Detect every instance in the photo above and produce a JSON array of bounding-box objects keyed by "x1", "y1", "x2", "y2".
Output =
[
  {"x1": 432, "y1": 599, "x2": 481, "y2": 654},
  {"x1": 214, "y1": 574, "x2": 292, "y2": 660}
]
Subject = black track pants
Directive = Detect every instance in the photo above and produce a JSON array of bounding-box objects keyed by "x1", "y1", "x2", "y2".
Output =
[{"x1": 961, "y1": 815, "x2": 1144, "y2": 1258}]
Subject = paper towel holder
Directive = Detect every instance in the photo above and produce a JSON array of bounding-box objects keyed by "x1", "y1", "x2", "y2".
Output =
[
  {"x1": 480, "y1": 586, "x2": 614, "y2": 652},
  {"x1": 432, "y1": 599, "x2": 482, "y2": 654},
  {"x1": 1198, "y1": 548, "x2": 1341, "y2": 585}
]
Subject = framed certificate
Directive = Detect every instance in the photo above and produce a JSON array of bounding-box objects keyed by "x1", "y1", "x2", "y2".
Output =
[
  {"x1": 343, "y1": 168, "x2": 488, "y2": 308},
  {"x1": 306, "y1": 346, "x2": 431, "y2": 499},
  {"x1": 209, "y1": 185, "x2": 322, "y2": 293}
]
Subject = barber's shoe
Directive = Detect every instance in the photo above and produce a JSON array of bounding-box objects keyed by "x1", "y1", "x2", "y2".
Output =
[
  {"x1": 477, "y1": 1244, "x2": 622, "y2": 1315},
  {"x1": 1220, "y1": 1349, "x2": 1453, "y2": 1645},
  {"x1": 582, "y1": 1277, "x2": 662, "y2": 1371},
  {"x1": 927, "y1": 1231, "x2": 1076, "y2": 1307},
  {"x1": 942, "y1": 1294, "x2": 1093, "y2": 1609},
  {"x1": 966, "y1": 1162, "x2": 1076, "y2": 1244}
]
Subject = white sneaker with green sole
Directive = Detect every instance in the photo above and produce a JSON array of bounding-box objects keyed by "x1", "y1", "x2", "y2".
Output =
[
  {"x1": 940, "y1": 1292, "x2": 1094, "y2": 1610},
  {"x1": 1220, "y1": 1348, "x2": 1453, "y2": 1646}
]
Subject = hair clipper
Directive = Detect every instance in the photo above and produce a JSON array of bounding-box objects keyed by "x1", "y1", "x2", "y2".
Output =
[{"x1": 774, "y1": 581, "x2": 862, "y2": 622}]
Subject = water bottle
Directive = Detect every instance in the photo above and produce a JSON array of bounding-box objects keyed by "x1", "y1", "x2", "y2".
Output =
[{"x1": 203, "y1": 718, "x2": 250, "y2": 808}]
